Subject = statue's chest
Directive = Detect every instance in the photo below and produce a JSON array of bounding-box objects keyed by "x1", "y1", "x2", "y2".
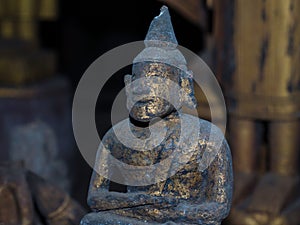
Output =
[
  {"x1": 115, "y1": 135, "x2": 183, "y2": 165},
  {"x1": 120, "y1": 139, "x2": 207, "y2": 199},
  {"x1": 152, "y1": 155, "x2": 207, "y2": 199}
]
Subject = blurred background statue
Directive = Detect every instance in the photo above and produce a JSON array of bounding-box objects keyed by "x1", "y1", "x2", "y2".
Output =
[
  {"x1": 0, "y1": 0, "x2": 76, "y2": 194},
  {"x1": 0, "y1": 161, "x2": 86, "y2": 225}
]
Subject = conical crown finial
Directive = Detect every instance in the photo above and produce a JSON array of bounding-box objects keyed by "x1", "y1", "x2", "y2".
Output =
[
  {"x1": 133, "y1": 5, "x2": 186, "y2": 69},
  {"x1": 145, "y1": 6, "x2": 178, "y2": 49}
]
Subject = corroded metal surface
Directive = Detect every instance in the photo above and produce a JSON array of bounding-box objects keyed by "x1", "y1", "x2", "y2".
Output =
[
  {"x1": 82, "y1": 6, "x2": 233, "y2": 225},
  {"x1": 83, "y1": 114, "x2": 232, "y2": 225}
]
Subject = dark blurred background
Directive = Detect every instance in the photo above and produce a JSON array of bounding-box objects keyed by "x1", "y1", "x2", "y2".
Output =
[{"x1": 1, "y1": 0, "x2": 299, "y2": 224}]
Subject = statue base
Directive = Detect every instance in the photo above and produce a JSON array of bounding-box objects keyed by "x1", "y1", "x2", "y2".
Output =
[{"x1": 81, "y1": 212, "x2": 221, "y2": 225}]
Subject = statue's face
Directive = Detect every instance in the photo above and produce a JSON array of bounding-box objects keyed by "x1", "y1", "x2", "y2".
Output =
[{"x1": 125, "y1": 62, "x2": 181, "y2": 122}]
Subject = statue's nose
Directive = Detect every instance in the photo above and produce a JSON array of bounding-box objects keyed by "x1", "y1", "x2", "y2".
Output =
[{"x1": 132, "y1": 80, "x2": 151, "y2": 95}]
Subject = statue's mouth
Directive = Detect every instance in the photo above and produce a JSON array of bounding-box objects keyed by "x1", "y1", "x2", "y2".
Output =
[
  {"x1": 137, "y1": 99, "x2": 153, "y2": 104},
  {"x1": 132, "y1": 96, "x2": 158, "y2": 105}
]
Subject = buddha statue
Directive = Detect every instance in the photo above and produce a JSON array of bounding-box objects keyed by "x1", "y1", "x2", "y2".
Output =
[{"x1": 81, "y1": 6, "x2": 233, "y2": 225}]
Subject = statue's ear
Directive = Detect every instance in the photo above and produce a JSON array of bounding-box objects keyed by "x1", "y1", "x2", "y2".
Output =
[
  {"x1": 179, "y1": 70, "x2": 197, "y2": 109},
  {"x1": 124, "y1": 74, "x2": 132, "y2": 95}
]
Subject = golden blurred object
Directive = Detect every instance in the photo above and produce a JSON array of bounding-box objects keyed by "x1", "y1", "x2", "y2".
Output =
[
  {"x1": 206, "y1": 0, "x2": 214, "y2": 9},
  {"x1": 229, "y1": 0, "x2": 300, "y2": 120},
  {"x1": 39, "y1": 0, "x2": 58, "y2": 20},
  {"x1": 0, "y1": 0, "x2": 57, "y2": 85},
  {"x1": 214, "y1": 0, "x2": 300, "y2": 224},
  {"x1": 0, "y1": 41, "x2": 55, "y2": 85}
]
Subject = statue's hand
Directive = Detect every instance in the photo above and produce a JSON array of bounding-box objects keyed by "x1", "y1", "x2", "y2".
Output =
[
  {"x1": 175, "y1": 202, "x2": 225, "y2": 223},
  {"x1": 116, "y1": 192, "x2": 178, "y2": 207},
  {"x1": 89, "y1": 191, "x2": 178, "y2": 211}
]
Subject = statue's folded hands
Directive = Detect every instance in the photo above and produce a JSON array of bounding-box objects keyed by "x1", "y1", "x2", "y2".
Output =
[
  {"x1": 88, "y1": 190, "x2": 179, "y2": 211},
  {"x1": 175, "y1": 202, "x2": 228, "y2": 222}
]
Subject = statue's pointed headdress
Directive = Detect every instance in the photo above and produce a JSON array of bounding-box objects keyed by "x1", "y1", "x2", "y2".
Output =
[
  {"x1": 145, "y1": 5, "x2": 178, "y2": 49},
  {"x1": 133, "y1": 6, "x2": 186, "y2": 68}
]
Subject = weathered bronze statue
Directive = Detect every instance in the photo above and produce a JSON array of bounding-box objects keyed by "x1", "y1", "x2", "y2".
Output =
[
  {"x1": 81, "y1": 6, "x2": 233, "y2": 225},
  {"x1": 214, "y1": 0, "x2": 300, "y2": 224}
]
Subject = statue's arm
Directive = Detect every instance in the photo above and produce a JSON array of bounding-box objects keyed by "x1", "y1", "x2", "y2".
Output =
[
  {"x1": 88, "y1": 173, "x2": 171, "y2": 211},
  {"x1": 176, "y1": 138, "x2": 233, "y2": 223},
  {"x1": 88, "y1": 172, "x2": 176, "y2": 211},
  {"x1": 205, "y1": 139, "x2": 233, "y2": 221},
  {"x1": 87, "y1": 141, "x2": 112, "y2": 210}
]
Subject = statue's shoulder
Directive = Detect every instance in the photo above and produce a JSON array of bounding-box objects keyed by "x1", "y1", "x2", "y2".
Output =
[
  {"x1": 100, "y1": 119, "x2": 131, "y2": 148},
  {"x1": 181, "y1": 114, "x2": 231, "y2": 172},
  {"x1": 181, "y1": 113, "x2": 225, "y2": 139},
  {"x1": 181, "y1": 113, "x2": 229, "y2": 152}
]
